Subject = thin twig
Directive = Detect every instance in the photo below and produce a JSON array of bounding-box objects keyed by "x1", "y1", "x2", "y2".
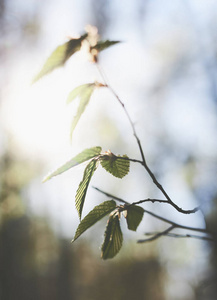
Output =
[
  {"x1": 96, "y1": 64, "x2": 146, "y2": 163},
  {"x1": 132, "y1": 197, "x2": 200, "y2": 214},
  {"x1": 93, "y1": 186, "x2": 210, "y2": 237},
  {"x1": 132, "y1": 198, "x2": 169, "y2": 205},
  {"x1": 141, "y1": 208, "x2": 208, "y2": 234},
  {"x1": 137, "y1": 225, "x2": 175, "y2": 243},
  {"x1": 139, "y1": 230, "x2": 213, "y2": 243},
  {"x1": 161, "y1": 232, "x2": 213, "y2": 242},
  {"x1": 92, "y1": 186, "x2": 129, "y2": 204},
  {"x1": 120, "y1": 156, "x2": 200, "y2": 213},
  {"x1": 96, "y1": 63, "x2": 199, "y2": 215},
  {"x1": 93, "y1": 186, "x2": 168, "y2": 206}
]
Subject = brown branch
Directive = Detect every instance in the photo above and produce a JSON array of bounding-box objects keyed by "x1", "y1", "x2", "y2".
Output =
[
  {"x1": 96, "y1": 63, "x2": 199, "y2": 215},
  {"x1": 139, "y1": 229, "x2": 213, "y2": 243},
  {"x1": 140, "y1": 208, "x2": 209, "y2": 234},
  {"x1": 137, "y1": 225, "x2": 175, "y2": 243},
  {"x1": 92, "y1": 186, "x2": 129, "y2": 205},
  {"x1": 93, "y1": 186, "x2": 210, "y2": 238},
  {"x1": 132, "y1": 197, "x2": 200, "y2": 214},
  {"x1": 93, "y1": 186, "x2": 169, "y2": 206},
  {"x1": 161, "y1": 232, "x2": 213, "y2": 242},
  {"x1": 119, "y1": 156, "x2": 200, "y2": 214}
]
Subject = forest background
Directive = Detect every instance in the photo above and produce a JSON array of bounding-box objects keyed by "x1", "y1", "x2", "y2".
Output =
[{"x1": 0, "y1": 1, "x2": 217, "y2": 299}]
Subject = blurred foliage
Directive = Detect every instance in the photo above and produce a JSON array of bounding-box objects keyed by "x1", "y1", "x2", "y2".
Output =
[
  {"x1": 0, "y1": 218, "x2": 165, "y2": 300},
  {"x1": 0, "y1": 149, "x2": 37, "y2": 223},
  {"x1": 0, "y1": 148, "x2": 164, "y2": 299},
  {"x1": 202, "y1": 196, "x2": 217, "y2": 299},
  {"x1": 0, "y1": 0, "x2": 41, "y2": 47},
  {"x1": 0, "y1": 145, "x2": 165, "y2": 299}
]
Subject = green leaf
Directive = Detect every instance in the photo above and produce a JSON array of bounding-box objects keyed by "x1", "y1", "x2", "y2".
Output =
[
  {"x1": 67, "y1": 83, "x2": 95, "y2": 138},
  {"x1": 100, "y1": 151, "x2": 130, "y2": 178},
  {"x1": 125, "y1": 205, "x2": 144, "y2": 231},
  {"x1": 91, "y1": 40, "x2": 120, "y2": 52},
  {"x1": 76, "y1": 159, "x2": 98, "y2": 219},
  {"x1": 43, "y1": 146, "x2": 101, "y2": 182},
  {"x1": 72, "y1": 200, "x2": 116, "y2": 242},
  {"x1": 33, "y1": 33, "x2": 88, "y2": 83},
  {"x1": 66, "y1": 83, "x2": 93, "y2": 104},
  {"x1": 101, "y1": 214, "x2": 123, "y2": 260}
]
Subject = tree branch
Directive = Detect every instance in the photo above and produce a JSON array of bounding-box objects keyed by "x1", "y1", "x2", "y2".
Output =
[
  {"x1": 139, "y1": 230, "x2": 213, "y2": 243},
  {"x1": 93, "y1": 186, "x2": 168, "y2": 206},
  {"x1": 137, "y1": 225, "x2": 175, "y2": 243},
  {"x1": 96, "y1": 63, "x2": 199, "y2": 215},
  {"x1": 92, "y1": 186, "x2": 129, "y2": 205},
  {"x1": 93, "y1": 186, "x2": 210, "y2": 238},
  {"x1": 132, "y1": 197, "x2": 200, "y2": 214},
  {"x1": 159, "y1": 232, "x2": 213, "y2": 241}
]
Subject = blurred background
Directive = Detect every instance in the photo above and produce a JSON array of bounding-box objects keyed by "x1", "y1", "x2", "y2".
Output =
[{"x1": 1, "y1": 0, "x2": 217, "y2": 299}]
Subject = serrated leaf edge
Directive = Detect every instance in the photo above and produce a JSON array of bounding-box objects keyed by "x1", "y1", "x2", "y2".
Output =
[
  {"x1": 101, "y1": 214, "x2": 123, "y2": 260},
  {"x1": 43, "y1": 146, "x2": 102, "y2": 182},
  {"x1": 75, "y1": 159, "x2": 98, "y2": 219},
  {"x1": 72, "y1": 200, "x2": 117, "y2": 242},
  {"x1": 100, "y1": 153, "x2": 130, "y2": 179}
]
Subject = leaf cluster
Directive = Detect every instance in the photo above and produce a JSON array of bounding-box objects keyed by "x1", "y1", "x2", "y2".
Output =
[
  {"x1": 33, "y1": 30, "x2": 142, "y2": 258},
  {"x1": 36, "y1": 26, "x2": 210, "y2": 260},
  {"x1": 43, "y1": 146, "x2": 144, "y2": 259},
  {"x1": 33, "y1": 28, "x2": 120, "y2": 84},
  {"x1": 33, "y1": 29, "x2": 120, "y2": 139}
]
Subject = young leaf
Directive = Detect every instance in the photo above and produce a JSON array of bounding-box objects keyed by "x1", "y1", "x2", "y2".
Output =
[
  {"x1": 33, "y1": 33, "x2": 88, "y2": 83},
  {"x1": 66, "y1": 83, "x2": 94, "y2": 104},
  {"x1": 101, "y1": 214, "x2": 123, "y2": 260},
  {"x1": 100, "y1": 151, "x2": 130, "y2": 178},
  {"x1": 76, "y1": 158, "x2": 98, "y2": 219},
  {"x1": 43, "y1": 146, "x2": 102, "y2": 182},
  {"x1": 91, "y1": 40, "x2": 120, "y2": 52},
  {"x1": 125, "y1": 205, "x2": 144, "y2": 231},
  {"x1": 67, "y1": 83, "x2": 95, "y2": 137},
  {"x1": 72, "y1": 200, "x2": 116, "y2": 242}
]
